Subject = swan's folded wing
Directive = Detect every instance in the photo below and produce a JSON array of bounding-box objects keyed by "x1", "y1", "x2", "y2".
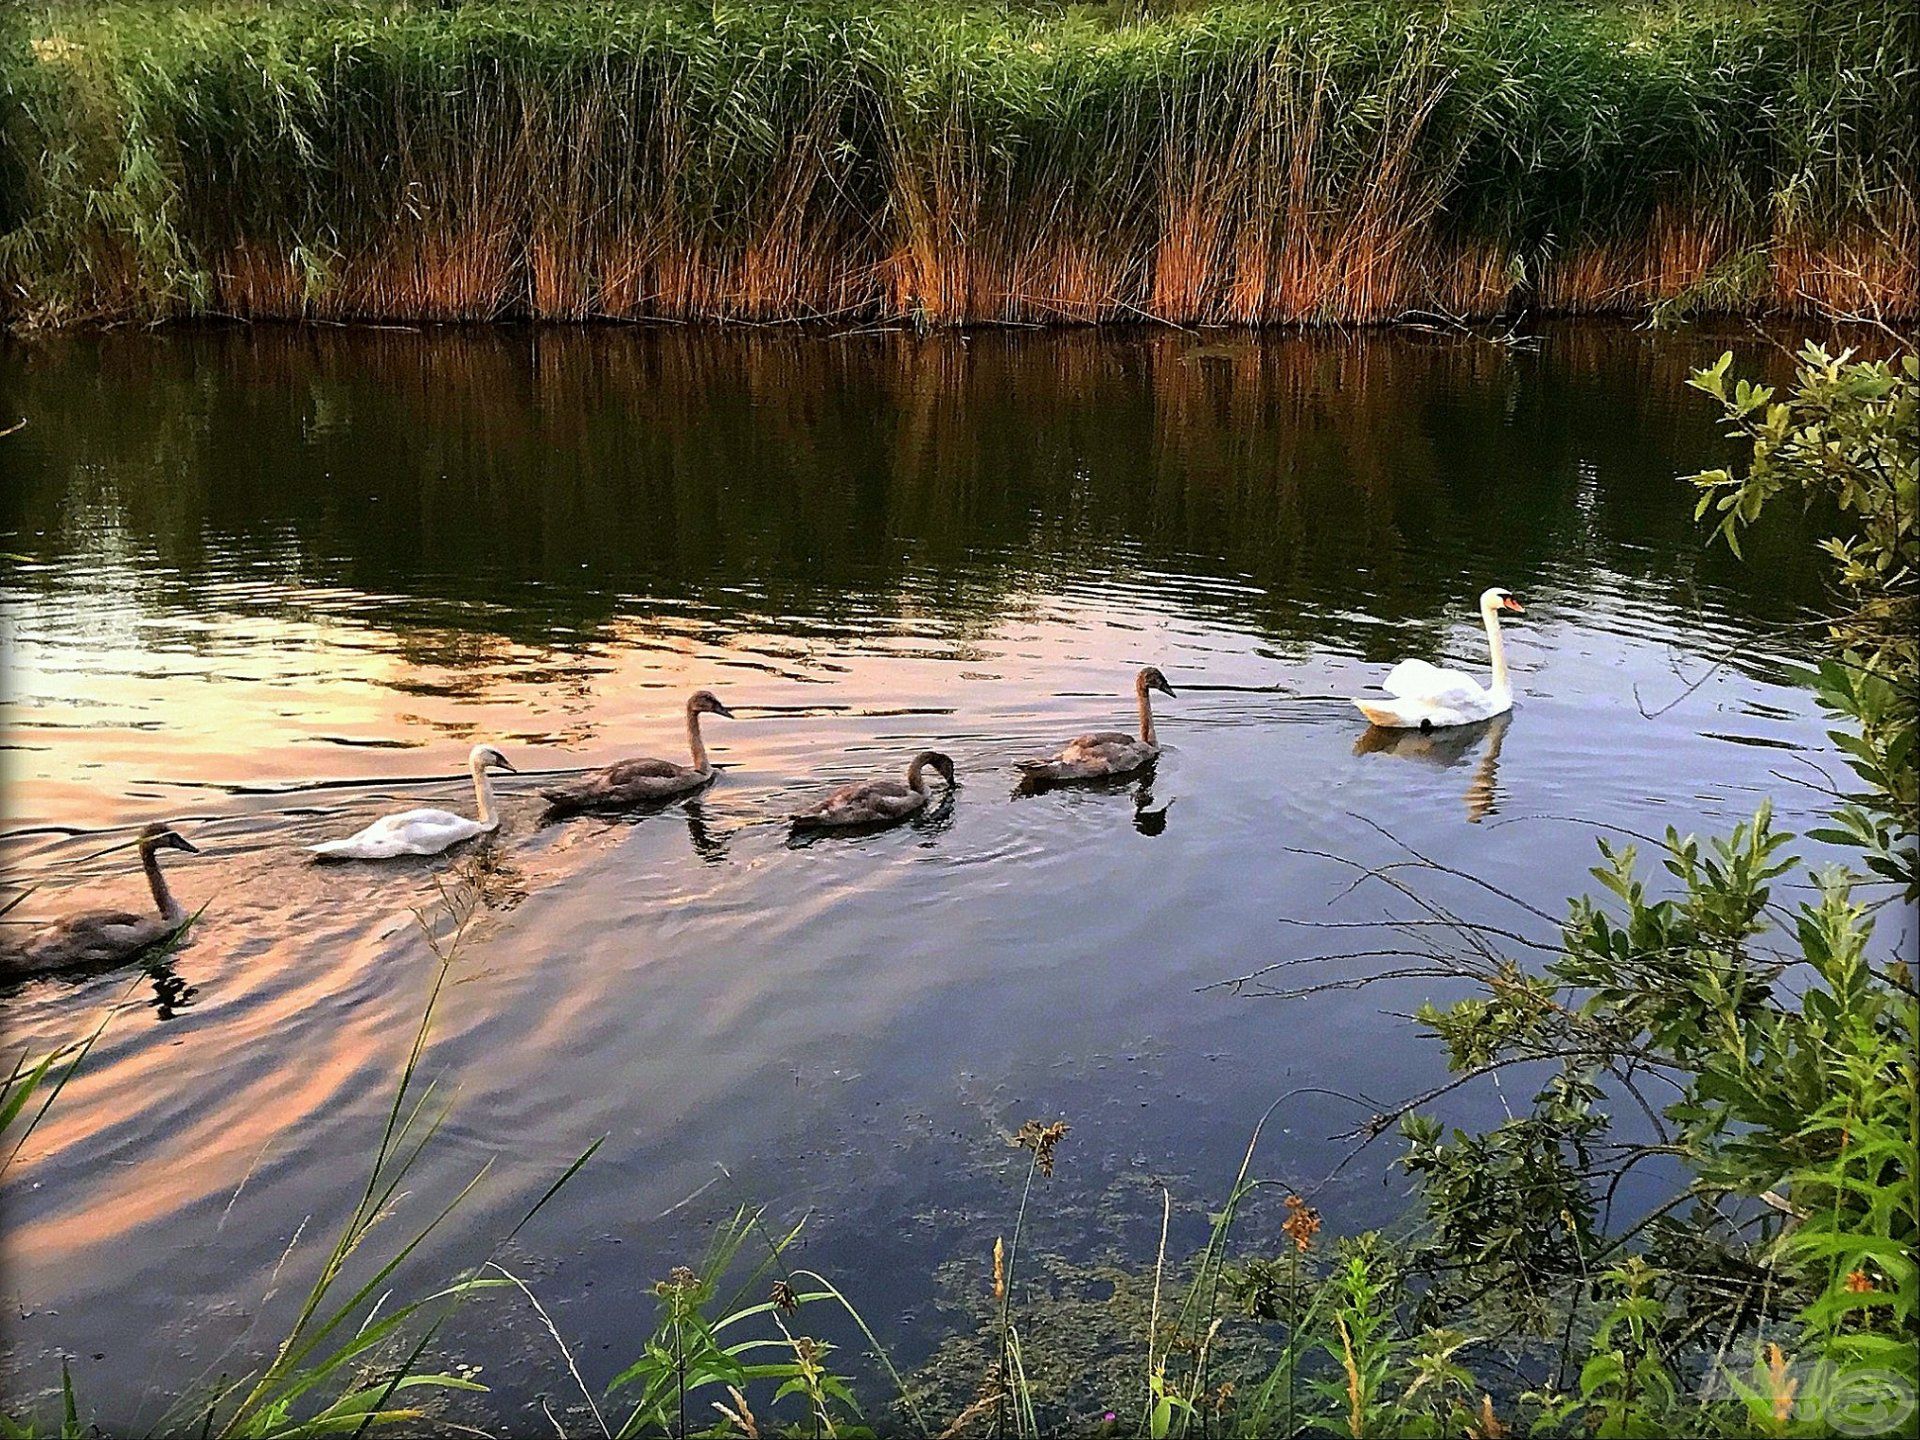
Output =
[
  {"x1": 544, "y1": 756, "x2": 690, "y2": 807},
  {"x1": 364, "y1": 809, "x2": 448, "y2": 836},
  {"x1": 792, "y1": 780, "x2": 866, "y2": 822},
  {"x1": 309, "y1": 808, "x2": 473, "y2": 857},
  {"x1": 599, "y1": 757, "x2": 686, "y2": 784},
  {"x1": 70, "y1": 909, "x2": 150, "y2": 931},
  {"x1": 1382, "y1": 660, "x2": 1482, "y2": 707},
  {"x1": 1380, "y1": 659, "x2": 1448, "y2": 696},
  {"x1": 1062, "y1": 731, "x2": 1133, "y2": 761}
]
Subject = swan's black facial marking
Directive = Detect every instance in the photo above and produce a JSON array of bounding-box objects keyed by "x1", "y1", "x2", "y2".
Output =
[{"x1": 138, "y1": 824, "x2": 197, "y2": 854}]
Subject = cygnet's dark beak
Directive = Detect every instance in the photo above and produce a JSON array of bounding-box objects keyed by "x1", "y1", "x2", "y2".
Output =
[
  {"x1": 714, "y1": 701, "x2": 736, "y2": 719},
  {"x1": 496, "y1": 755, "x2": 518, "y2": 773},
  {"x1": 171, "y1": 833, "x2": 201, "y2": 854},
  {"x1": 1157, "y1": 679, "x2": 1178, "y2": 698}
]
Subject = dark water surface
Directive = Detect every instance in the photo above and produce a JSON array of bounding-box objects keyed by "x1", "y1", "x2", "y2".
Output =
[{"x1": 0, "y1": 324, "x2": 1841, "y2": 1426}]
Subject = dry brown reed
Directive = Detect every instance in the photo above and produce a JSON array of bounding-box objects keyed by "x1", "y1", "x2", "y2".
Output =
[{"x1": 6, "y1": 2, "x2": 1915, "y2": 329}]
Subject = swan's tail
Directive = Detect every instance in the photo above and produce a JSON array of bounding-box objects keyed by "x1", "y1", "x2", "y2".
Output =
[
  {"x1": 1016, "y1": 758, "x2": 1067, "y2": 781},
  {"x1": 306, "y1": 838, "x2": 357, "y2": 859},
  {"x1": 538, "y1": 783, "x2": 589, "y2": 815},
  {"x1": 1352, "y1": 697, "x2": 1419, "y2": 729}
]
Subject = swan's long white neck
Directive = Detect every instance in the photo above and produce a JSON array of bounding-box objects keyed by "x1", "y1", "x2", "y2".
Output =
[
  {"x1": 1482, "y1": 602, "x2": 1512, "y2": 699},
  {"x1": 686, "y1": 706, "x2": 711, "y2": 773},
  {"x1": 1137, "y1": 682, "x2": 1157, "y2": 748},
  {"x1": 470, "y1": 758, "x2": 499, "y2": 827},
  {"x1": 141, "y1": 843, "x2": 183, "y2": 924}
]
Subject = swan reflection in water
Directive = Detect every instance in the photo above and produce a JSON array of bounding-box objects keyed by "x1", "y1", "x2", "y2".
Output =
[
  {"x1": 1132, "y1": 782, "x2": 1172, "y2": 836},
  {"x1": 537, "y1": 790, "x2": 735, "y2": 864},
  {"x1": 1354, "y1": 709, "x2": 1512, "y2": 822},
  {"x1": 144, "y1": 957, "x2": 197, "y2": 1021},
  {"x1": 682, "y1": 801, "x2": 731, "y2": 864},
  {"x1": 1015, "y1": 763, "x2": 1173, "y2": 837}
]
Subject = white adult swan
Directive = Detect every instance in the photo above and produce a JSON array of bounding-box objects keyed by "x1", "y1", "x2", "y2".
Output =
[
  {"x1": 3, "y1": 824, "x2": 199, "y2": 975},
  {"x1": 1354, "y1": 587, "x2": 1524, "y2": 730},
  {"x1": 309, "y1": 744, "x2": 515, "y2": 859},
  {"x1": 1018, "y1": 667, "x2": 1176, "y2": 781}
]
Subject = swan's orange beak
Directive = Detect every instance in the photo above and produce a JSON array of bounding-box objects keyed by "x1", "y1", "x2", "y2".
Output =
[{"x1": 1501, "y1": 597, "x2": 1525, "y2": 613}]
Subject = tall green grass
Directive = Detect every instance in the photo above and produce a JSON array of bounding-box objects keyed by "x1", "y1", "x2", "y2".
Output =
[{"x1": 3, "y1": 1, "x2": 1914, "y2": 327}]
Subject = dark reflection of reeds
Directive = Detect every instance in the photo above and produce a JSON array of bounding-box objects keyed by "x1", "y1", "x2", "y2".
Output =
[{"x1": 1, "y1": 323, "x2": 1835, "y2": 656}]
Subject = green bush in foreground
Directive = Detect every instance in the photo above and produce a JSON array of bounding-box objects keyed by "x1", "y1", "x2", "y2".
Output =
[{"x1": 1341, "y1": 342, "x2": 1915, "y2": 1437}]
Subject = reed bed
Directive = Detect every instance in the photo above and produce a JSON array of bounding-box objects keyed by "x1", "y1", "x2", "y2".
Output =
[{"x1": 2, "y1": 1, "x2": 1915, "y2": 328}]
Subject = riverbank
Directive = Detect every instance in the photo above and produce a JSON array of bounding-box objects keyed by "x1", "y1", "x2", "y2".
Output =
[{"x1": 4, "y1": 1, "x2": 1915, "y2": 329}]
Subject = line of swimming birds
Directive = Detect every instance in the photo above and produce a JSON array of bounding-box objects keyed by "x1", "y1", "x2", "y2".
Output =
[{"x1": 4, "y1": 587, "x2": 1524, "y2": 976}]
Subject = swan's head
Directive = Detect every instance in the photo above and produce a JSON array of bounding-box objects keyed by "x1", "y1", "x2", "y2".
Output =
[
  {"x1": 1480, "y1": 587, "x2": 1524, "y2": 615},
  {"x1": 688, "y1": 689, "x2": 735, "y2": 719},
  {"x1": 1137, "y1": 666, "x2": 1177, "y2": 698},
  {"x1": 912, "y1": 750, "x2": 958, "y2": 788},
  {"x1": 137, "y1": 823, "x2": 199, "y2": 855},
  {"x1": 468, "y1": 743, "x2": 516, "y2": 773}
]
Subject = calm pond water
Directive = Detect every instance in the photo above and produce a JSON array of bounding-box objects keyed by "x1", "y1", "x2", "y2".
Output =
[{"x1": 0, "y1": 323, "x2": 1841, "y2": 1427}]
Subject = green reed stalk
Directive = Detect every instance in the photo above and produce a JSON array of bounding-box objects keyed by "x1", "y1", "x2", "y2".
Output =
[
  {"x1": 996, "y1": 1148, "x2": 1042, "y2": 1440},
  {"x1": 4, "y1": 1, "x2": 1913, "y2": 328}
]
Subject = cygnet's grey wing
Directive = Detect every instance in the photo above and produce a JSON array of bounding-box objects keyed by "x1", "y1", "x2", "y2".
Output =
[
  {"x1": 543, "y1": 755, "x2": 697, "y2": 810},
  {"x1": 792, "y1": 778, "x2": 917, "y2": 824},
  {"x1": 18, "y1": 910, "x2": 169, "y2": 968}
]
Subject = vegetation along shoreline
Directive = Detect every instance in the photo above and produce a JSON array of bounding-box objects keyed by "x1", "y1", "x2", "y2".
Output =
[{"x1": 2, "y1": 0, "x2": 1916, "y2": 330}]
